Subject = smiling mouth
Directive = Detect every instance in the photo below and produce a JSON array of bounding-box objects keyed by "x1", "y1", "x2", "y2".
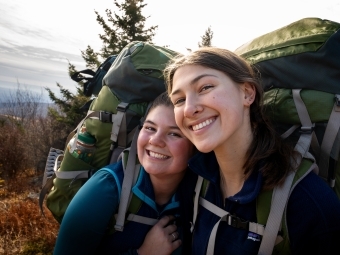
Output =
[
  {"x1": 192, "y1": 118, "x2": 214, "y2": 131},
  {"x1": 147, "y1": 150, "x2": 169, "y2": 159}
]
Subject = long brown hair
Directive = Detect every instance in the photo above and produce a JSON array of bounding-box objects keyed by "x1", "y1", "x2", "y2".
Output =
[{"x1": 164, "y1": 47, "x2": 296, "y2": 190}]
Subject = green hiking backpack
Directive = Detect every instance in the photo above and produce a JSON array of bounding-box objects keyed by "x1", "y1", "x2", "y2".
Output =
[
  {"x1": 39, "y1": 41, "x2": 180, "y2": 224},
  {"x1": 235, "y1": 17, "x2": 340, "y2": 197},
  {"x1": 236, "y1": 18, "x2": 340, "y2": 254},
  {"x1": 191, "y1": 17, "x2": 340, "y2": 255}
]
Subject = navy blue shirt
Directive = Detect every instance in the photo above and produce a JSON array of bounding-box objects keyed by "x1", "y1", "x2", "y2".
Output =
[{"x1": 188, "y1": 151, "x2": 340, "y2": 255}]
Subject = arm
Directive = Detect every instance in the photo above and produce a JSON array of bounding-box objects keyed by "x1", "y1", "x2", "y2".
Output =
[
  {"x1": 53, "y1": 169, "x2": 120, "y2": 255},
  {"x1": 287, "y1": 172, "x2": 340, "y2": 255}
]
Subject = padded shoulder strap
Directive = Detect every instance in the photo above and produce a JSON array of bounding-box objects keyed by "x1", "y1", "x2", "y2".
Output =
[
  {"x1": 257, "y1": 157, "x2": 316, "y2": 255},
  {"x1": 191, "y1": 176, "x2": 203, "y2": 232},
  {"x1": 114, "y1": 129, "x2": 140, "y2": 231},
  {"x1": 319, "y1": 94, "x2": 340, "y2": 186}
]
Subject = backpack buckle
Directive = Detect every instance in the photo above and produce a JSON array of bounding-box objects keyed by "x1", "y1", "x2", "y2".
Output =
[
  {"x1": 116, "y1": 102, "x2": 129, "y2": 112},
  {"x1": 299, "y1": 124, "x2": 315, "y2": 134},
  {"x1": 226, "y1": 214, "x2": 249, "y2": 230},
  {"x1": 99, "y1": 111, "x2": 112, "y2": 123},
  {"x1": 335, "y1": 95, "x2": 340, "y2": 106},
  {"x1": 88, "y1": 169, "x2": 96, "y2": 178}
]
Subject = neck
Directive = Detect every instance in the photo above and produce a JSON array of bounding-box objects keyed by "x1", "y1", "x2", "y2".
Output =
[
  {"x1": 219, "y1": 169, "x2": 245, "y2": 198},
  {"x1": 150, "y1": 173, "x2": 185, "y2": 205},
  {"x1": 214, "y1": 133, "x2": 251, "y2": 198}
]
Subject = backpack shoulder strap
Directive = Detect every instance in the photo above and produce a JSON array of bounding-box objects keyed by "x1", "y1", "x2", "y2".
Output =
[
  {"x1": 114, "y1": 128, "x2": 140, "y2": 232},
  {"x1": 257, "y1": 157, "x2": 316, "y2": 255},
  {"x1": 191, "y1": 157, "x2": 315, "y2": 255}
]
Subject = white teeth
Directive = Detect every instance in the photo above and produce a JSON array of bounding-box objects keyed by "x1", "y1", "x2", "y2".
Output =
[
  {"x1": 149, "y1": 151, "x2": 169, "y2": 159},
  {"x1": 192, "y1": 118, "x2": 214, "y2": 131}
]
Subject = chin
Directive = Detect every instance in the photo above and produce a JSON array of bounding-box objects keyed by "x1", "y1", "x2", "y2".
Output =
[{"x1": 196, "y1": 144, "x2": 214, "y2": 153}]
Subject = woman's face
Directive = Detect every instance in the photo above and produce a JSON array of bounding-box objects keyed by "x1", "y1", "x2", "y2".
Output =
[
  {"x1": 137, "y1": 105, "x2": 194, "y2": 178},
  {"x1": 170, "y1": 64, "x2": 254, "y2": 153}
]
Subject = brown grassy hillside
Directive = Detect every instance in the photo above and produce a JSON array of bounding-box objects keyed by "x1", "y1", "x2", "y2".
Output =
[{"x1": 0, "y1": 170, "x2": 59, "y2": 255}]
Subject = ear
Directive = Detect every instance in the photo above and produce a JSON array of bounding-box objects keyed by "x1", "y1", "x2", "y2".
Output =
[{"x1": 243, "y1": 83, "x2": 256, "y2": 107}]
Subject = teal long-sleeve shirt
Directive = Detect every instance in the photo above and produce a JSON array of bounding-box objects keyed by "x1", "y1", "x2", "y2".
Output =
[
  {"x1": 53, "y1": 168, "x2": 121, "y2": 254},
  {"x1": 53, "y1": 162, "x2": 184, "y2": 255}
]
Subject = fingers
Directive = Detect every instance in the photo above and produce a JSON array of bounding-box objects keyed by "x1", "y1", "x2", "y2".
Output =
[
  {"x1": 170, "y1": 231, "x2": 180, "y2": 242},
  {"x1": 157, "y1": 215, "x2": 175, "y2": 226},
  {"x1": 138, "y1": 216, "x2": 181, "y2": 255},
  {"x1": 171, "y1": 238, "x2": 182, "y2": 250}
]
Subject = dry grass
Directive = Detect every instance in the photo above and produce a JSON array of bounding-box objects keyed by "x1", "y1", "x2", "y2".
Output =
[{"x1": 0, "y1": 170, "x2": 59, "y2": 255}]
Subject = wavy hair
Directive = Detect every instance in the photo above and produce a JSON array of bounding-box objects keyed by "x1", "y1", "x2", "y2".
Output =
[{"x1": 164, "y1": 47, "x2": 296, "y2": 190}]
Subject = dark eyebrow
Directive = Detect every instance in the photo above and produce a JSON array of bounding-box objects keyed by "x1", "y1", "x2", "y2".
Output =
[
  {"x1": 170, "y1": 74, "x2": 217, "y2": 96},
  {"x1": 144, "y1": 119, "x2": 180, "y2": 130}
]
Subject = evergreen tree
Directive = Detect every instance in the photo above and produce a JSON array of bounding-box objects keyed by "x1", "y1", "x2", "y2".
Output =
[
  {"x1": 46, "y1": 0, "x2": 157, "y2": 145},
  {"x1": 83, "y1": 0, "x2": 158, "y2": 68},
  {"x1": 198, "y1": 26, "x2": 214, "y2": 47}
]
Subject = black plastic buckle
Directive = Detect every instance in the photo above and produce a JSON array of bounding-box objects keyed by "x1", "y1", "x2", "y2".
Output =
[
  {"x1": 299, "y1": 124, "x2": 315, "y2": 134},
  {"x1": 88, "y1": 169, "x2": 96, "y2": 178},
  {"x1": 227, "y1": 214, "x2": 249, "y2": 230},
  {"x1": 99, "y1": 111, "x2": 112, "y2": 123},
  {"x1": 335, "y1": 95, "x2": 340, "y2": 107},
  {"x1": 116, "y1": 102, "x2": 129, "y2": 112}
]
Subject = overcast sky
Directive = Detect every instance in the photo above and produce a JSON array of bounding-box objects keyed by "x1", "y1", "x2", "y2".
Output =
[{"x1": 0, "y1": 0, "x2": 339, "y2": 102}]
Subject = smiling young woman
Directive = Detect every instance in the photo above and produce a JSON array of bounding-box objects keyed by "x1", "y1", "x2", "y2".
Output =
[
  {"x1": 53, "y1": 92, "x2": 197, "y2": 255},
  {"x1": 164, "y1": 47, "x2": 340, "y2": 255}
]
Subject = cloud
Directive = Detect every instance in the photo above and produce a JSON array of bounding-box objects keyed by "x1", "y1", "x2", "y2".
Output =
[{"x1": 0, "y1": 44, "x2": 86, "y2": 102}]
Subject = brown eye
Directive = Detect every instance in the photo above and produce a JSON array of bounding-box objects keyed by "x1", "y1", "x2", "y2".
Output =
[
  {"x1": 174, "y1": 98, "x2": 185, "y2": 105},
  {"x1": 200, "y1": 84, "x2": 214, "y2": 92}
]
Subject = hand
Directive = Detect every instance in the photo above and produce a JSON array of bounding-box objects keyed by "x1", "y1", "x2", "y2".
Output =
[{"x1": 137, "y1": 215, "x2": 181, "y2": 255}]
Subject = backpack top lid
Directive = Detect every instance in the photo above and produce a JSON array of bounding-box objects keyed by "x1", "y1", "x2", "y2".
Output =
[
  {"x1": 103, "y1": 41, "x2": 180, "y2": 104},
  {"x1": 234, "y1": 17, "x2": 340, "y2": 94},
  {"x1": 235, "y1": 17, "x2": 340, "y2": 63}
]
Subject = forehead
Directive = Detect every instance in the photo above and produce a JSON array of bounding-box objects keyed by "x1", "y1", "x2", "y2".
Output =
[
  {"x1": 146, "y1": 105, "x2": 175, "y2": 121},
  {"x1": 171, "y1": 65, "x2": 226, "y2": 95}
]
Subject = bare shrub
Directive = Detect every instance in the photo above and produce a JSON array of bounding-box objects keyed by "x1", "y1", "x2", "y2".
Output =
[
  {"x1": 0, "y1": 84, "x2": 67, "y2": 178},
  {"x1": 0, "y1": 172, "x2": 59, "y2": 255},
  {"x1": 0, "y1": 123, "x2": 29, "y2": 179},
  {"x1": 0, "y1": 81, "x2": 67, "y2": 254}
]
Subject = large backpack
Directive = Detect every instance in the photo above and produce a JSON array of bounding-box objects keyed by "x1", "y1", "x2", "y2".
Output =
[
  {"x1": 192, "y1": 17, "x2": 340, "y2": 255},
  {"x1": 235, "y1": 17, "x2": 340, "y2": 197},
  {"x1": 39, "y1": 41, "x2": 180, "y2": 226}
]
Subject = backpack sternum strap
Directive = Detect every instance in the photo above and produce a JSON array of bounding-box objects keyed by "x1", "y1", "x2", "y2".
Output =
[
  {"x1": 199, "y1": 197, "x2": 265, "y2": 255},
  {"x1": 125, "y1": 213, "x2": 158, "y2": 226}
]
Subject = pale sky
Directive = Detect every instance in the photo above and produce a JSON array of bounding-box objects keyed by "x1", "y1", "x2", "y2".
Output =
[{"x1": 0, "y1": 0, "x2": 339, "y2": 102}]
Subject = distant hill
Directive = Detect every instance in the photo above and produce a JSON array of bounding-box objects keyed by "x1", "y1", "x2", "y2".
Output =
[{"x1": 0, "y1": 102, "x2": 53, "y2": 117}]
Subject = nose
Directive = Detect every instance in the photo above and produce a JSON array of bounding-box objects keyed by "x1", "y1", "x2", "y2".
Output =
[
  {"x1": 149, "y1": 132, "x2": 166, "y2": 147},
  {"x1": 184, "y1": 96, "x2": 202, "y2": 118}
]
